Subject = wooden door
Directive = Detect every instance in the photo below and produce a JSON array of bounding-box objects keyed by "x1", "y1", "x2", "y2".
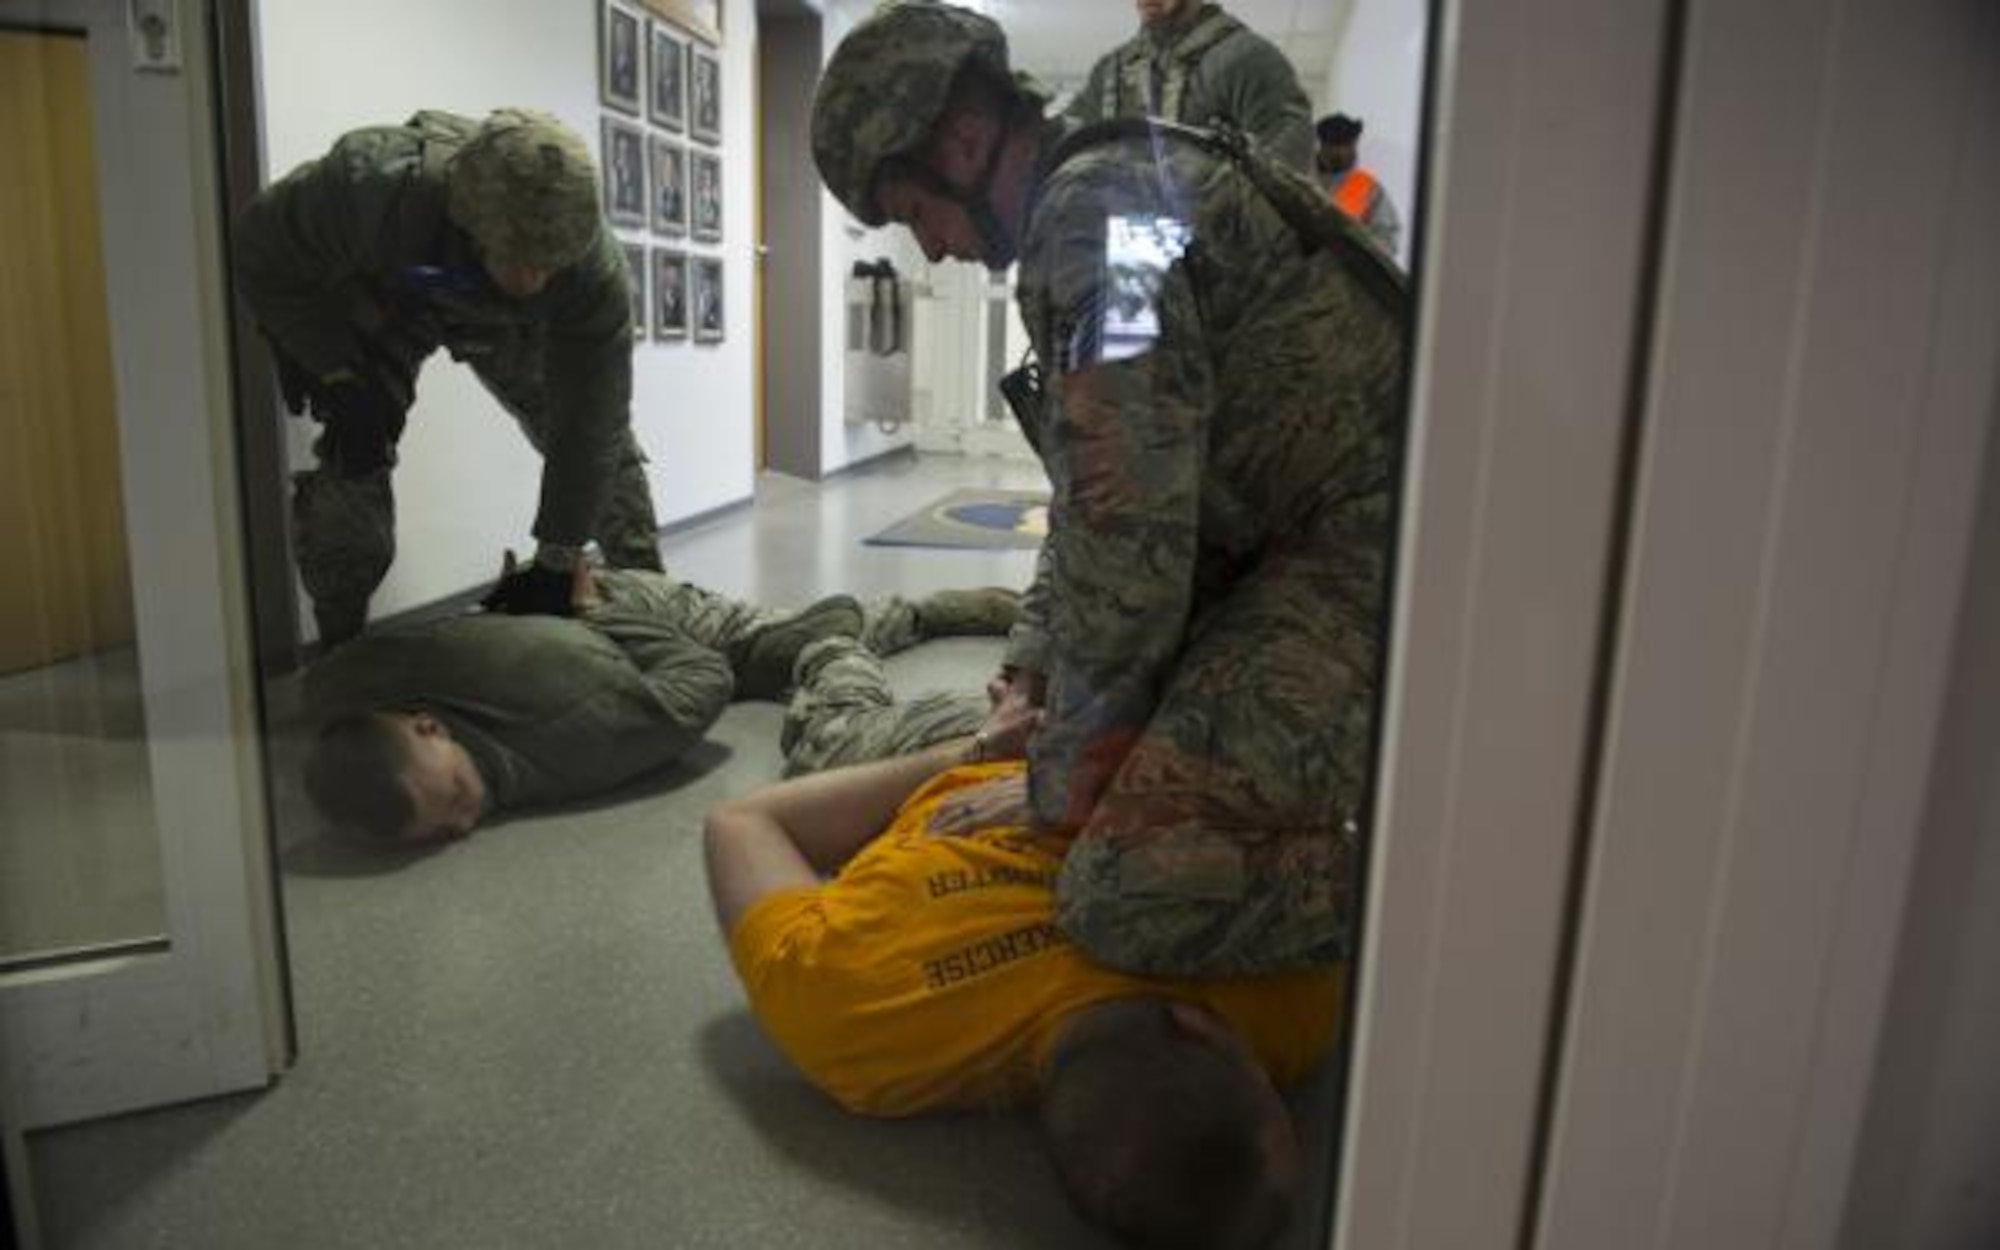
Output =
[{"x1": 0, "y1": 29, "x2": 134, "y2": 675}]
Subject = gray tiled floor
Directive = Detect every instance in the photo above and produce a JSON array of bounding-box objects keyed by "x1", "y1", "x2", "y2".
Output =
[{"x1": 27, "y1": 452, "x2": 1347, "y2": 1250}]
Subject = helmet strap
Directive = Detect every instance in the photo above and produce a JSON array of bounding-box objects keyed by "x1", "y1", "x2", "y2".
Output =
[{"x1": 960, "y1": 108, "x2": 1019, "y2": 269}]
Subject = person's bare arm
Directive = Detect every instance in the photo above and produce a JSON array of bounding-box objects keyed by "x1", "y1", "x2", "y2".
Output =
[
  {"x1": 703, "y1": 738, "x2": 974, "y2": 934},
  {"x1": 704, "y1": 686, "x2": 1045, "y2": 932}
]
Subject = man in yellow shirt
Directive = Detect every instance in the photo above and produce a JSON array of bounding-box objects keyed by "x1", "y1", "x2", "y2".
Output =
[{"x1": 704, "y1": 720, "x2": 1342, "y2": 1248}]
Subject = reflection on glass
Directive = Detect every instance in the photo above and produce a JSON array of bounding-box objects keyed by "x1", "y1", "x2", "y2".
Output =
[
  {"x1": 0, "y1": 29, "x2": 166, "y2": 960},
  {"x1": 1100, "y1": 213, "x2": 1191, "y2": 361},
  {"x1": 14, "y1": 0, "x2": 1424, "y2": 1243}
]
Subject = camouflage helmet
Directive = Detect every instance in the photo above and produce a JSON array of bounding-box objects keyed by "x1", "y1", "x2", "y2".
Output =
[
  {"x1": 447, "y1": 109, "x2": 601, "y2": 271},
  {"x1": 811, "y1": 1, "x2": 1017, "y2": 226}
]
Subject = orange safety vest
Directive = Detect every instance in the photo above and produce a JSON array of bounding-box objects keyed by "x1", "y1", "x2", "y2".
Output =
[{"x1": 1331, "y1": 168, "x2": 1379, "y2": 221}]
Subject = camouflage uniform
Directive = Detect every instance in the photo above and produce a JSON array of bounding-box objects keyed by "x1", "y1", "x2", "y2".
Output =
[
  {"x1": 587, "y1": 568, "x2": 929, "y2": 697},
  {"x1": 779, "y1": 637, "x2": 987, "y2": 777},
  {"x1": 305, "y1": 602, "x2": 731, "y2": 813},
  {"x1": 236, "y1": 110, "x2": 660, "y2": 643},
  {"x1": 1063, "y1": 1, "x2": 1315, "y2": 174},
  {"x1": 306, "y1": 570, "x2": 1012, "y2": 810},
  {"x1": 1007, "y1": 122, "x2": 1404, "y2": 977},
  {"x1": 812, "y1": 2, "x2": 1409, "y2": 978},
  {"x1": 302, "y1": 570, "x2": 929, "y2": 813}
]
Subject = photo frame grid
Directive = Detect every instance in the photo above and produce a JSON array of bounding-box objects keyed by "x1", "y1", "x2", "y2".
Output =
[{"x1": 607, "y1": 0, "x2": 723, "y2": 347}]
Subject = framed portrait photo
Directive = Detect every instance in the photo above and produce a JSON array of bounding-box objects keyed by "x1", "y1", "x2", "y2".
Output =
[
  {"x1": 602, "y1": 116, "x2": 647, "y2": 229},
  {"x1": 600, "y1": 1, "x2": 643, "y2": 116},
  {"x1": 690, "y1": 150, "x2": 722, "y2": 243},
  {"x1": 652, "y1": 248, "x2": 689, "y2": 341},
  {"x1": 692, "y1": 255, "x2": 724, "y2": 343},
  {"x1": 648, "y1": 22, "x2": 687, "y2": 131},
  {"x1": 649, "y1": 136, "x2": 687, "y2": 237},
  {"x1": 621, "y1": 241, "x2": 648, "y2": 335},
  {"x1": 688, "y1": 42, "x2": 721, "y2": 145}
]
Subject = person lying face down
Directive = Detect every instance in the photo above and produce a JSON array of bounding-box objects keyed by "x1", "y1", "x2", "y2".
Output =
[
  {"x1": 703, "y1": 716, "x2": 1341, "y2": 1250},
  {"x1": 302, "y1": 561, "x2": 1021, "y2": 846}
]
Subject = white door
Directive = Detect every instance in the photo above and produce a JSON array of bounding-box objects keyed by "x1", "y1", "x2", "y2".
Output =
[
  {"x1": 1528, "y1": 1, "x2": 2000, "y2": 1245},
  {"x1": 0, "y1": 0, "x2": 286, "y2": 1131},
  {"x1": 1327, "y1": 0, "x2": 1681, "y2": 1242}
]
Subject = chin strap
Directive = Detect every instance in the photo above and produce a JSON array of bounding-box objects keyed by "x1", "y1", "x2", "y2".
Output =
[{"x1": 961, "y1": 108, "x2": 1018, "y2": 268}]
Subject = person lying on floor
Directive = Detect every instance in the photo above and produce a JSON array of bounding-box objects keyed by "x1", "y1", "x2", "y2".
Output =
[
  {"x1": 702, "y1": 715, "x2": 1340, "y2": 1250},
  {"x1": 303, "y1": 561, "x2": 1019, "y2": 845}
]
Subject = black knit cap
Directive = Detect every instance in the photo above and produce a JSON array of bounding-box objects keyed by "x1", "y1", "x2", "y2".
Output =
[{"x1": 1316, "y1": 113, "x2": 1363, "y2": 145}]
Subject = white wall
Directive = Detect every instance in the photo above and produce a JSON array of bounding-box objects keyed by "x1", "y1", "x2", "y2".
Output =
[
  {"x1": 256, "y1": 0, "x2": 759, "y2": 619},
  {"x1": 1321, "y1": 0, "x2": 1425, "y2": 268}
]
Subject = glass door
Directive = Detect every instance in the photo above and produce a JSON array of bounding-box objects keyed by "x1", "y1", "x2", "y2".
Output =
[{"x1": 0, "y1": 0, "x2": 286, "y2": 1130}]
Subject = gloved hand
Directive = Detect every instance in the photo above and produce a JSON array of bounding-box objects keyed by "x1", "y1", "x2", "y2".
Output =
[
  {"x1": 480, "y1": 555, "x2": 577, "y2": 618},
  {"x1": 315, "y1": 373, "x2": 406, "y2": 477}
]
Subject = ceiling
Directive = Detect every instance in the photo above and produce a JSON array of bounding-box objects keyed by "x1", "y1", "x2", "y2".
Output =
[{"x1": 977, "y1": 0, "x2": 1352, "y2": 102}]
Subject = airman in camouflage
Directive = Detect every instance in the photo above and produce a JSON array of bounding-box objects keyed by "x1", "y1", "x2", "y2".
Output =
[
  {"x1": 236, "y1": 108, "x2": 660, "y2": 645},
  {"x1": 1064, "y1": 0, "x2": 1316, "y2": 174},
  {"x1": 303, "y1": 568, "x2": 1020, "y2": 841},
  {"x1": 813, "y1": 1, "x2": 1407, "y2": 977}
]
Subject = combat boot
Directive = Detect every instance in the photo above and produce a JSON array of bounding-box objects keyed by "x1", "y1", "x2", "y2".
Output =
[
  {"x1": 915, "y1": 587, "x2": 1022, "y2": 638},
  {"x1": 734, "y1": 594, "x2": 865, "y2": 699}
]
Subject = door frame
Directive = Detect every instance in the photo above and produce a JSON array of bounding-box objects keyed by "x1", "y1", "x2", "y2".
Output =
[
  {"x1": 1334, "y1": 1, "x2": 2000, "y2": 1246},
  {"x1": 0, "y1": 0, "x2": 287, "y2": 1130},
  {"x1": 213, "y1": 0, "x2": 303, "y2": 678},
  {"x1": 1529, "y1": 1, "x2": 2000, "y2": 1245},
  {"x1": 1330, "y1": 0, "x2": 1679, "y2": 1243}
]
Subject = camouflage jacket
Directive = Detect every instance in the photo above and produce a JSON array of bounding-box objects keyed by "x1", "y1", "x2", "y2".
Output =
[
  {"x1": 1062, "y1": 3, "x2": 1315, "y2": 174},
  {"x1": 234, "y1": 111, "x2": 634, "y2": 548},
  {"x1": 304, "y1": 608, "x2": 728, "y2": 812},
  {"x1": 1008, "y1": 118, "x2": 1407, "y2": 827}
]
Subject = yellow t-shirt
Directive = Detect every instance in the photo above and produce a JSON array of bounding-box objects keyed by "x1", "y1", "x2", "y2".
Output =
[{"x1": 728, "y1": 761, "x2": 1343, "y2": 1117}]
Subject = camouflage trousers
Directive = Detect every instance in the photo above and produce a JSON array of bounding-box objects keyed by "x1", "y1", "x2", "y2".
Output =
[
  {"x1": 293, "y1": 343, "x2": 662, "y2": 644},
  {"x1": 591, "y1": 569, "x2": 930, "y2": 693},
  {"x1": 1051, "y1": 524, "x2": 1377, "y2": 980},
  {"x1": 779, "y1": 637, "x2": 986, "y2": 777}
]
